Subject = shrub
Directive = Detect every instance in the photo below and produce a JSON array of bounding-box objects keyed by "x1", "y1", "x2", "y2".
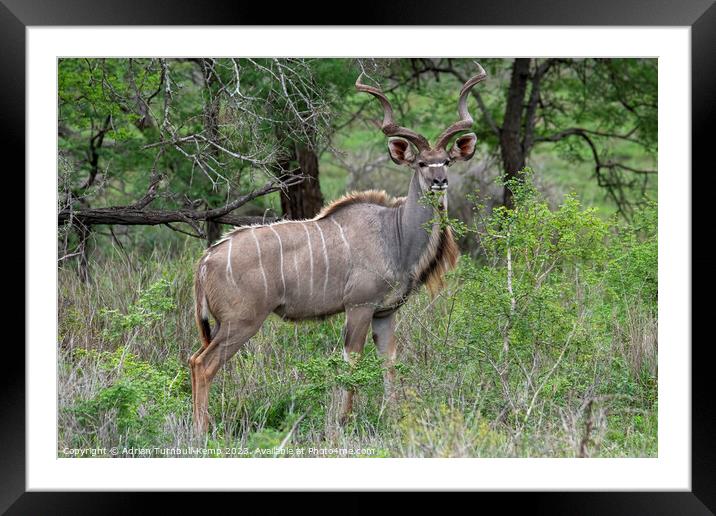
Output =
[
  {"x1": 67, "y1": 346, "x2": 189, "y2": 452},
  {"x1": 293, "y1": 347, "x2": 385, "y2": 425},
  {"x1": 99, "y1": 276, "x2": 176, "y2": 343},
  {"x1": 442, "y1": 170, "x2": 656, "y2": 454}
]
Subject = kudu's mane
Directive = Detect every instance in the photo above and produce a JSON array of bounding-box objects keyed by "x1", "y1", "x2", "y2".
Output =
[{"x1": 314, "y1": 189, "x2": 406, "y2": 219}]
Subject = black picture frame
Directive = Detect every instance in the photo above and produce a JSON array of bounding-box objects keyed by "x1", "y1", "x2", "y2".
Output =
[{"x1": 5, "y1": 0, "x2": 713, "y2": 512}]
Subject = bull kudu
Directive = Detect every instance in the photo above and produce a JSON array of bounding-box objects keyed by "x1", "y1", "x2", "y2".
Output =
[{"x1": 189, "y1": 64, "x2": 487, "y2": 432}]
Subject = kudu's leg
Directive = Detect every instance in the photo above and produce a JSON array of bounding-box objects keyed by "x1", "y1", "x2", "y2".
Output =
[
  {"x1": 339, "y1": 306, "x2": 374, "y2": 426},
  {"x1": 190, "y1": 318, "x2": 264, "y2": 434},
  {"x1": 189, "y1": 322, "x2": 219, "y2": 418},
  {"x1": 372, "y1": 313, "x2": 398, "y2": 407}
]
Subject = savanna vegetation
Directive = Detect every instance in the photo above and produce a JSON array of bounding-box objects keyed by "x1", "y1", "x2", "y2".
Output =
[{"x1": 58, "y1": 58, "x2": 657, "y2": 457}]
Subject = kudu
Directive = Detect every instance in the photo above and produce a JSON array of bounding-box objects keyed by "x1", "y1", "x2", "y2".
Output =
[{"x1": 189, "y1": 64, "x2": 487, "y2": 432}]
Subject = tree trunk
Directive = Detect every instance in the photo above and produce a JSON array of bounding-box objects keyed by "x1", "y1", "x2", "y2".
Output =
[
  {"x1": 280, "y1": 144, "x2": 324, "y2": 219},
  {"x1": 500, "y1": 58, "x2": 531, "y2": 208},
  {"x1": 205, "y1": 219, "x2": 222, "y2": 246}
]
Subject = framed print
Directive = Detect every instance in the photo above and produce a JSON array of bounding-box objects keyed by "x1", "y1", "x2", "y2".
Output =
[{"x1": 5, "y1": 0, "x2": 714, "y2": 512}]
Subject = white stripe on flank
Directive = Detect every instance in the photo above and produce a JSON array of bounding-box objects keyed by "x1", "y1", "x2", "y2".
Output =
[
  {"x1": 293, "y1": 253, "x2": 300, "y2": 292},
  {"x1": 269, "y1": 225, "x2": 286, "y2": 298},
  {"x1": 331, "y1": 218, "x2": 351, "y2": 254},
  {"x1": 251, "y1": 228, "x2": 268, "y2": 298},
  {"x1": 301, "y1": 222, "x2": 314, "y2": 297},
  {"x1": 313, "y1": 221, "x2": 329, "y2": 301},
  {"x1": 225, "y1": 238, "x2": 238, "y2": 288}
]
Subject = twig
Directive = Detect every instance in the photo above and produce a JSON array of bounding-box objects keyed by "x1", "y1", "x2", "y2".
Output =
[{"x1": 273, "y1": 414, "x2": 306, "y2": 457}]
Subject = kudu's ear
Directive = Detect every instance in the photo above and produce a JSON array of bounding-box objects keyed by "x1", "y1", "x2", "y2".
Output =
[
  {"x1": 388, "y1": 137, "x2": 416, "y2": 166},
  {"x1": 449, "y1": 133, "x2": 477, "y2": 161}
]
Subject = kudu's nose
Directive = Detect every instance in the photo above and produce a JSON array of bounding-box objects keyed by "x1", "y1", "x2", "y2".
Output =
[{"x1": 431, "y1": 177, "x2": 448, "y2": 190}]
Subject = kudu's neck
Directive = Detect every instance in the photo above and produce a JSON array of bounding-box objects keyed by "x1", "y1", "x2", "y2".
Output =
[{"x1": 397, "y1": 171, "x2": 442, "y2": 272}]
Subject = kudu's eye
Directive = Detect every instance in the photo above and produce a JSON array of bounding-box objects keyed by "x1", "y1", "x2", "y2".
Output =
[{"x1": 418, "y1": 161, "x2": 427, "y2": 168}]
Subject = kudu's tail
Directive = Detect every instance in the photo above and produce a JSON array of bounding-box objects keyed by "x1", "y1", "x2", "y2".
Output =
[{"x1": 194, "y1": 261, "x2": 211, "y2": 349}]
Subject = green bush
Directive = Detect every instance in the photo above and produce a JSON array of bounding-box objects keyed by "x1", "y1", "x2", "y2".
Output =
[
  {"x1": 606, "y1": 200, "x2": 658, "y2": 307},
  {"x1": 293, "y1": 346, "x2": 385, "y2": 424},
  {"x1": 99, "y1": 276, "x2": 176, "y2": 343},
  {"x1": 441, "y1": 170, "x2": 656, "y2": 452},
  {"x1": 68, "y1": 346, "x2": 189, "y2": 451}
]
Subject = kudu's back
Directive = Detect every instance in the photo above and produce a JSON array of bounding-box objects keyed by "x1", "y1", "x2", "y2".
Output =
[{"x1": 196, "y1": 193, "x2": 404, "y2": 325}]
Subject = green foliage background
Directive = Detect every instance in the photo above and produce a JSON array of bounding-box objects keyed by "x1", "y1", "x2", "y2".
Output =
[{"x1": 58, "y1": 58, "x2": 658, "y2": 457}]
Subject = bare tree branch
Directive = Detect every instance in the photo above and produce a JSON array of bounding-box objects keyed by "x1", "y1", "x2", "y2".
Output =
[{"x1": 58, "y1": 176, "x2": 301, "y2": 230}]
